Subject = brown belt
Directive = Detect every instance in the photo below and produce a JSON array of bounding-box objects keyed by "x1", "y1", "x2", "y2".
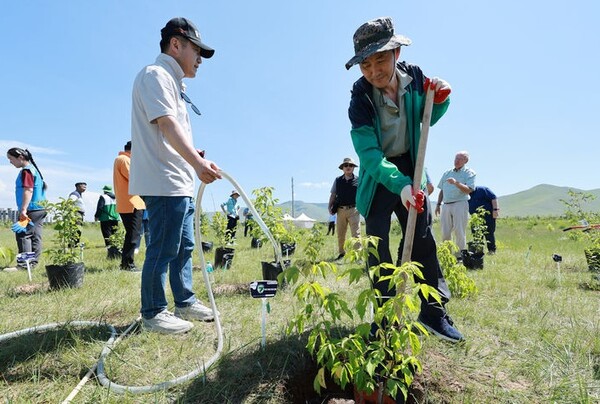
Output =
[{"x1": 339, "y1": 205, "x2": 356, "y2": 209}]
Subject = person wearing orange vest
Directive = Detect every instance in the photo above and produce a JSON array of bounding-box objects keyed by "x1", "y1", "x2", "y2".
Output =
[{"x1": 113, "y1": 141, "x2": 145, "y2": 271}]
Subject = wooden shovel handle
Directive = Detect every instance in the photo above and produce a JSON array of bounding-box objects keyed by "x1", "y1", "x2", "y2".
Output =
[{"x1": 400, "y1": 87, "x2": 435, "y2": 265}]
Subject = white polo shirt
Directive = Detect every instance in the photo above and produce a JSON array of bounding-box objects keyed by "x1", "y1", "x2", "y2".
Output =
[{"x1": 130, "y1": 53, "x2": 195, "y2": 197}]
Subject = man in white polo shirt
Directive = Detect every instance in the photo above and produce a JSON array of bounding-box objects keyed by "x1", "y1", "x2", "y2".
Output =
[{"x1": 130, "y1": 17, "x2": 222, "y2": 334}]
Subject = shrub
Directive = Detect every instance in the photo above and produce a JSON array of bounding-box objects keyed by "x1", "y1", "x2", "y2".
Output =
[
  {"x1": 437, "y1": 240, "x2": 478, "y2": 298},
  {"x1": 284, "y1": 235, "x2": 439, "y2": 402}
]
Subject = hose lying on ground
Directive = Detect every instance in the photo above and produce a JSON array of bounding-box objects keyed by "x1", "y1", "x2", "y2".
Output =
[{"x1": 0, "y1": 170, "x2": 283, "y2": 399}]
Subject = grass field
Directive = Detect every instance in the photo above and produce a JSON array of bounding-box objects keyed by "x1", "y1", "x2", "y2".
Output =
[{"x1": 1, "y1": 215, "x2": 600, "y2": 403}]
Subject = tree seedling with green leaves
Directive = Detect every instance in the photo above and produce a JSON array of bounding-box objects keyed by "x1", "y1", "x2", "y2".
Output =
[
  {"x1": 249, "y1": 186, "x2": 296, "y2": 246},
  {"x1": 43, "y1": 198, "x2": 83, "y2": 266},
  {"x1": 437, "y1": 240, "x2": 478, "y2": 299},
  {"x1": 560, "y1": 189, "x2": 600, "y2": 271},
  {"x1": 210, "y1": 211, "x2": 231, "y2": 248},
  {"x1": 284, "y1": 234, "x2": 440, "y2": 403}
]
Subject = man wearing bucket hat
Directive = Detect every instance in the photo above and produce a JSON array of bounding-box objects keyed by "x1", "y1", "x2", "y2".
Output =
[
  {"x1": 221, "y1": 190, "x2": 241, "y2": 242},
  {"x1": 328, "y1": 157, "x2": 361, "y2": 260},
  {"x1": 346, "y1": 17, "x2": 463, "y2": 342},
  {"x1": 94, "y1": 185, "x2": 120, "y2": 258},
  {"x1": 130, "y1": 17, "x2": 221, "y2": 334}
]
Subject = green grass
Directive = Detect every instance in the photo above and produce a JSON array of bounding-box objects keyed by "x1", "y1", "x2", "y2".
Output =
[{"x1": 1, "y1": 217, "x2": 600, "y2": 403}]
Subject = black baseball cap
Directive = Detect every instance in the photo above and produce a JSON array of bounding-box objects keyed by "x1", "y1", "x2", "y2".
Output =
[{"x1": 161, "y1": 17, "x2": 214, "y2": 59}]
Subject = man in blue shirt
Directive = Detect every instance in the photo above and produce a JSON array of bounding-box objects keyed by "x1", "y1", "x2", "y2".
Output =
[
  {"x1": 468, "y1": 186, "x2": 499, "y2": 254},
  {"x1": 435, "y1": 151, "x2": 476, "y2": 254},
  {"x1": 221, "y1": 190, "x2": 240, "y2": 242}
]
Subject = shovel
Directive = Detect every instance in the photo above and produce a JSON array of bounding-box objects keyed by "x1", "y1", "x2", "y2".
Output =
[{"x1": 400, "y1": 84, "x2": 435, "y2": 272}]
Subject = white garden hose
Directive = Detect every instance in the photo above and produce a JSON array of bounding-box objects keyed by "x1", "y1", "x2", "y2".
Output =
[
  {"x1": 198, "y1": 171, "x2": 284, "y2": 266},
  {"x1": 0, "y1": 170, "x2": 282, "y2": 399}
]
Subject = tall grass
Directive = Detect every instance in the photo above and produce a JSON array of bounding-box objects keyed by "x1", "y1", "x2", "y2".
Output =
[{"x1": 1, "y1": 216, "x2": 599, "y2": 403}]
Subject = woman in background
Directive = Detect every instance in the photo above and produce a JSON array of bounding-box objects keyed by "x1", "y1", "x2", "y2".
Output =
[{"x1": 7, "y1": 147, "x2": 47, "y2": 269}]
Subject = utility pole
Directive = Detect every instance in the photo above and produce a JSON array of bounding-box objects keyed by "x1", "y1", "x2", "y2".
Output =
[{"x1": 291, "y1": 177, "x2": 295, "y2": 218}]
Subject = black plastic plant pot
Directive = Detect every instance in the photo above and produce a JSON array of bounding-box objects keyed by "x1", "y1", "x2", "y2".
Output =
[
  {"x1": 280, "y1": 242, "x2": 296, "y2": 256},
  {"x1": 107, "y1": 246, "x2": 121, "y2": 260},
  {"x1": 462, "y1": 249, "x2": 484, "y2": 270},
  {"x1": 201, "y1": 241, "x2": 213, "y2": 252},
  {"x1": 46, "y1": 262, "x2": 85, "y2": 290},
  {"x1": 251, "y1": 237, "x2": 262, "y2": 249},
  {"x1": 214, "y1": 246, "x2": 235, "y2": 269},
  {"x1": 261, "y1": 260, "x2": 291, "y2": 283}
]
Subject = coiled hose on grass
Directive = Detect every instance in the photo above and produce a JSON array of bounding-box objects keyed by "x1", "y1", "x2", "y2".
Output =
[{"x1": 0, "y1": 170, "x2": 283, "y2": 399}]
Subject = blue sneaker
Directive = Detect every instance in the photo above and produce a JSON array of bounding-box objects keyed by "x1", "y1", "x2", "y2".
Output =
[{"x1": 418, "y1": 314, "x2": 464, "y2": 343}]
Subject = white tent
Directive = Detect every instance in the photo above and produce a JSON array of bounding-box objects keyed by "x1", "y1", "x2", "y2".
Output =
[{"x1": 293, "y1": 213, "x2": 316, "y2": 229}]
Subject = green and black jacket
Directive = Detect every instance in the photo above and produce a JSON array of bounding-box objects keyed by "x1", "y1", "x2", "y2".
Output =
[{"x1": 348, "y1": 61, "x2": 450, "y2": 217}]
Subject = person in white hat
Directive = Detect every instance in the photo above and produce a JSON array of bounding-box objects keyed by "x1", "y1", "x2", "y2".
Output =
[
  {"x1": 328, "y1": 157, "x2": 361, "y2": 260},
  {"x1": 346, "y1": 17, "x2": 462, "y2": 343},
  {"x1": 221, "y1": 190, "x2": 241, "y2": 242}
]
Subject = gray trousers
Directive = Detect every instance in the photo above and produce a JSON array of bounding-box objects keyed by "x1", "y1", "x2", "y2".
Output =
[{"x1": 16, "y1": 209, "x2": 47, "y2": 266}]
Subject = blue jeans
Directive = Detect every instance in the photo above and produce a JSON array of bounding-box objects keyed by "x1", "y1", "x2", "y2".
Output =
[{"x1": 140, "y1": 196, "x2": 197, "y2": 319}]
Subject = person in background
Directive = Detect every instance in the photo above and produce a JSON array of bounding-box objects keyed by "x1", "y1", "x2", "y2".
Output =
[
  {"x1": 435, "y1": 151, "x2": 476, "y2": 256},
  {"x1": 242, "y1": 207, "x2": 253, "y2": 237},
  {"x1": 346, "y1": 17, "x2": 463, "y2": 342},
  {"x1": 221, "y1": 190, "x2": 240, "y2": 242},
  {"x1": 69, "y1": 182, "x2": 87, "y2": 220},
  {"x1": 425, "y1": 169, "x2": 434, "y2": 195},
  {"x1": 6, "y1": 147, "x2": 47, "y2": 269},
  {"x1": 68, "y1": 181, "x2": 86, "y2": 246},
  {"x1": 327, "y1": 213, "x2": 336, "y2": 236},
  {"x1": 94, "y1": 185, "x2": 120, "y2": 259},
  {"x1": 468, "y1": 185, "x2": 499, "y2": 254},
  {"x1": 113, "y1": 141, "x2": 145, "y2": 272},
  {"x1": 130, "y1": 17, "x2": 221, "y2": 334},
  {"x1": 328, "y1": 157, "x2": 361, "y2": 260}
]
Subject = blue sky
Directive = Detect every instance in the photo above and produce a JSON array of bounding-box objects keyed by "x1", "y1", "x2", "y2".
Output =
[{"x1": 1, "y1": 1, "x2": 598, "y2": 221}]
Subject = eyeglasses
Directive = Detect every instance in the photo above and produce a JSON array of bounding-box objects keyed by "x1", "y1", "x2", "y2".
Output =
[
  {"x1": 180, "y1": 92, "x2": 201, "y2": 116},
  {"x1": 342, "y1": 164, "x2": 355, "y2": 168}
]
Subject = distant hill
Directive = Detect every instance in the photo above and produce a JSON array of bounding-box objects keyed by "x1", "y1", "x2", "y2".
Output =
[
  {"x1": 499, "y1": 184, "x2": 600, "y2": 217},
  {"x1": 276, "y1": 184, "x2": 600, "y2": 221}
]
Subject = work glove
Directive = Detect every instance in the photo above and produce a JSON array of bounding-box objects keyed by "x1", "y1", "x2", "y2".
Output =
[
  {"x1": 11, "y1": 217, "x2": 33, "y2": 233},
  {"x1": 423, "y1": 77, "x2": 451, "y2": 104},
  {"x1": 400, "y1": 185, "x2": 425, "y2": 213}
]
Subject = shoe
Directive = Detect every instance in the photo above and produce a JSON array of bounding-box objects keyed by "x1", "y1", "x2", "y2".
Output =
[
  {"x1": 174, "y1": 302, "x2": 215, "y2": 322},
  {"x1": 335, "y1": 253, "x2": 345, "y2": 261},
  {"x1": 120, "y1": 265, "x2": 141, "y2": 272},
  {"x1": 142, "y1": 310, "x2": 194, "y2": 334},
  {"x1": 418, "y1": 314, "x2": 464, "y2": 343}
]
